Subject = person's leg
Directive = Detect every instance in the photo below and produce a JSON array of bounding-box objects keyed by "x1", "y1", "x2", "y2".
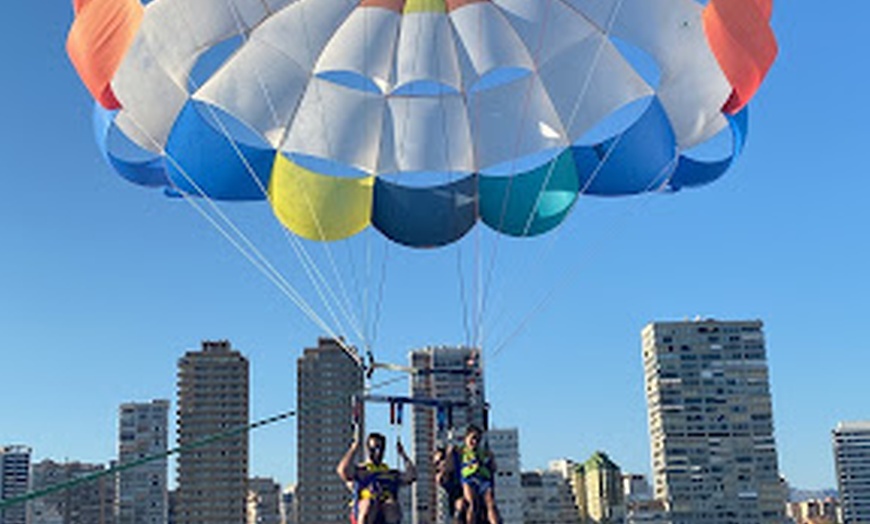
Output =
[
  {"x1": 382, "y1": 499, "x2": 401, "y2": 524},
  {"x1": 462, "y1": 482, "x2": 478, "y2": 524},
  {"x1": 483, "y1": 487, "x2": 499, "y2": 524},
  {"x1": 357, "y1": 498, "x2": 374, "y2": 524},
  {"x1": 453, "y1": 492, "x2": 468, "y2": 524}
]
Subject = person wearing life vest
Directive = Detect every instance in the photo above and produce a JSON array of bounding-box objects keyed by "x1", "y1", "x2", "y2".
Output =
[
  {"x1": 459, "y1": 425, "x2": 500, "y2": 524},
  {"x1": 337, "y1": 432, "x2": 416, "y2": 524},
  {"x1": 434, "y1": 445, "x2": 468, "y2": 524}
]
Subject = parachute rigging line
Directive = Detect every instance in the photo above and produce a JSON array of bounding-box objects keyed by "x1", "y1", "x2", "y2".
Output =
[
  {"x1": 220, "y1": 4, "x2": 371, "y2": 350},
  {"x1": 477, "y1": 0, "x2": 629, "y2": 352},
  {"x1": 119, "y1": 108, "x2": 361, "y2": 363},
  {"x1": 488, "y1": 152, "x2": 680, "y2": 359}
]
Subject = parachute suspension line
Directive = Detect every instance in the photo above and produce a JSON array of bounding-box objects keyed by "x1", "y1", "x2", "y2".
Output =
[
  {"x1": 182, "y1": 94, "x2": 365, "y2": 354},
  {"x1": 114, "y1": 112, "x2": 359, "y2": 359},
  {"x1": 478, "y1": 0, "x2": 629, "y2": 351},
  {"x1": 226, "y1": 2, "x2": 370, "y2": 352},
  {"x1": 470, "y1": 3, "x2": 488, "y2": 354},
  {"x1": 456, "y1": 241, "x2": 473, "y2": 349},
  {"x1": 206, "y1": 1, "x2": 369, "y2": 355},
  {"x1": 476, "y1": 223, "x2": 484, "y2": 351},
  {"x1": 488, "y1": 152, "x2": 679, "y2": 359},
  {"x1": 428, "y1": 11, "x2": 471, "y2": 350},
  {"x1": 368, "y1": 240, "x2": 390, "y2": 356},
  {"x1": 287, "y1": 7, "x2": 378, "y2": 356},
  {"x1": 130, "y1": 3, "x2": 368, "y2": 361},
  {"x1": 473, "y1": 0, "x2": 558, "y2": 353},
  {"x1": 480, "y1": 122, "x2": 629, "y2": 353},
  {"x1": 0, "y1": 409, "x2": 296, "y2": 512}
]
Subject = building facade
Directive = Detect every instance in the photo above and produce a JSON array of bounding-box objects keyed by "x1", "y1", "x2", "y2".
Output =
[
  {"x1": 409, "y1": 346, "x2": 486, "y2": 524},
  {"x1": 623, "y1": 474, "x2": 671, "y2": 524},
  {"x1": 176, "y1": 340, "x2": 249, "y2": 524},
  {"x1": 785, "y1": 497, "x2": 839, "y2": 524},
  {"x1": 833, "y1": 421, "x2": 870, "y2": 524},
  {"x1": 0, "y1": 446, "x2": 31, "y2": 524},
  {"x1": 522, "y1": 467, "x2": 581, "y2": 524},
  {"x1": 296, "y1": 337, "x2": 363, "y2": 524},
  {"x1": 117, "y1": 399, "x2": 169, "y2": 524},
  {"x1": 282, "y1": 485, "x2": 297, "y2": 524},
  {"x1": 488, "y1": 428, "x2": 523, "y2": 524},
  {"x1": 30, "y1": 460, "x2": 115, "y2": 524},
  {"x1": 642, "y1": 319, "x2": 785, "y2": 524},
  {"x1": 246, "y1": 477, "x2": 283, "y2": 524},
  {"x1": 572, "y1": 452, "x2": 625, "y2": 524}
]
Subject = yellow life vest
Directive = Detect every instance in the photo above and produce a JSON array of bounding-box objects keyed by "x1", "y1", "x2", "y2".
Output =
[{"x1": 357, "y1": 462, "x2": 399, "y2": 501}]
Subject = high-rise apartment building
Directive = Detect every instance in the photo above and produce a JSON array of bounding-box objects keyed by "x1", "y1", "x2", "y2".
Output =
[
  {"x1": 572, "y1": 452, "x2": 625, "y2": 524},
  {"x1": 0, "y1": 445, "x2": 30, "y2": 524},
  {"x1": 409, "y1": 346, "x2": 486, "y2": 524},
  {"x1": 623, "y1": 474, "x2": 671, "y2": 524},
  {"x1": 282, "y1": 485, "x2": 298, "y2": 524},
  {"x1": 642, "y1": 319, "x2": 785, "y2": 524},
  {"x1": 296, "y1": 337, "x2": 363, "y2": 524},
  {"x1": 176, "y1": 340, "x2": 249, "y2": 524},
  {"x1": 785, "y1": 497, "x2": 839, "y2": 524},
  {"x1": 117, "y1": 399, "x2": 169, "y2": 524},
  {"x1": 488, "y1": 428, "x2": 523, "y2": 524},
  {"x1": 522, "y1": 466, "x2": 581, "y2": 524},
  {"x1": 30, "y1": 460, "x2": 115, "y2": 524},
  {"x1": 246, "y1": 477, "x2": 283, "y2": 524},
  {"x1": 833, "y1": 421, "x2": 870, "y2": 523}
]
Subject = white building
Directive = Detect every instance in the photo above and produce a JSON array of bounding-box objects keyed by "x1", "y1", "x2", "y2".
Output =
[
  {"x1": 833, "y1": 421, "x2": 870, "y2": 524},
  {"x1": 488, "y1": 428, "x2": 522, "y2": 524},
  {"x1": 117, "y1": 399, "x2": 169, "y2": 524},
  {"x1": 642, "y1": 319, "x2": 785, "y2": 524},
  {"x1": 409, "y1": 346, "x2": 486, "y2": 524},
  {"x1": 0, "y1": 445, "x2": 31, "y2": 524}
]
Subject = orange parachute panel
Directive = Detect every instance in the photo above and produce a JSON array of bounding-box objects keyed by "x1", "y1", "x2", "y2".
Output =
[
  {"x1": 704, "y1": 0, "x2": 777, "y2": 114},
  {"x1": 67, "y1": 0, "x2": 143, "y2": 109}
]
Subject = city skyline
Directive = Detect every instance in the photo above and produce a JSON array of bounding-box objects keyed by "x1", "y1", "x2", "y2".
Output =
[
  {"x1": 3, "y1": 332, "x2": 869, "y2": 523},
  {"x1": 4, "y1": 331, "x2": 861, "y2": 495},
  {"x1": 3, "y1": 1, "x2": 870, "y2": 495},
  {"x1": 1, "y1": 328, "x2": 861, "y2": 494}
]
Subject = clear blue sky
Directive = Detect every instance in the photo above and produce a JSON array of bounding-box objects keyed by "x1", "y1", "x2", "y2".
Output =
[{"x1": 1, "y1": 2, "x2": 867, "y2": 492}]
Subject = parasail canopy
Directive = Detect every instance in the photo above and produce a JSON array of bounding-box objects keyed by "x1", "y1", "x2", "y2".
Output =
[{"x1": 68, "y1": 0, "x2": 777, "y2": 248}]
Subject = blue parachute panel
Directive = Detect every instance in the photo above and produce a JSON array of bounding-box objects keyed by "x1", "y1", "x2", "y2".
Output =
[
  {"x1": 164, "y1": 102, "x2": 274, "y2": 200},
  {"x1": 479, "y1": 150, "x2": 579, "y2": 237},
  {"x1": 669, "y1": 107, "x2": 749, "y2": 190},
  {"x1": 372, "y1": 175, "x2": 477, "y2": 248},
  {"x1": 572, "y1": 98, "x2": 677, "y2": 196}
]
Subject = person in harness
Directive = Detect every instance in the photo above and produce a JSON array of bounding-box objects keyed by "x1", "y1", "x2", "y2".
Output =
[
  {"x1": 337, "y1": 432, "x2": 416, "y2": 524},
  {"x1": 434, "y1": 444, "x2": 468, "y2": 523},
  {"x1": 459, "y1": 425, "x2": 500, "y2": 524}
]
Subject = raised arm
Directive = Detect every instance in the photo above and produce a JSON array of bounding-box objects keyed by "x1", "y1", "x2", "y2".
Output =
[
  {"x1": 337, "y1": 439, "x2": 360, "y2": 483},
  {"x1": 397, "y1": 440, "x2": 417, "y2": 484}
]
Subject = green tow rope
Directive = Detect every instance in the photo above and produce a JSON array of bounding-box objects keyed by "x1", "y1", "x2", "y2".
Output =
[{"x1": 0, "y1": 410, "x2": 295, "y2": 511}]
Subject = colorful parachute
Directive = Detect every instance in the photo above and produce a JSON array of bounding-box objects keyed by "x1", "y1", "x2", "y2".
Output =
[{"x1": 68, "y1": 0, "x2": 776, "y2": 248}]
